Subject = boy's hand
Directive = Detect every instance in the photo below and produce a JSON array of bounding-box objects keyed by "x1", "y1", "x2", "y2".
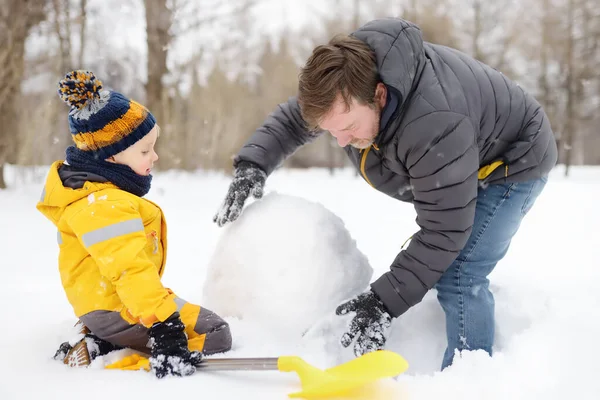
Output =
[{"x1": 148, "y1": 313, "x2": 203, "y2": 378}]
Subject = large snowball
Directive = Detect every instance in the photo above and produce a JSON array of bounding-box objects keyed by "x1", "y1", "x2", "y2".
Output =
[{"x1": 202, "y1": 192, "x2": 373, "y2": 338}]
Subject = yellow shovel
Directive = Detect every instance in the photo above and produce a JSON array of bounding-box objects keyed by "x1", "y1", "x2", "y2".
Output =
[{"x1": 106, "y1": 350, "x2": 409, "y2": 398}]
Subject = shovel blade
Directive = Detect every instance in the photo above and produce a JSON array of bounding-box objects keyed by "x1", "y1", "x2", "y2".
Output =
[
  {"x1": 279, "y1": 350, "x2": 409, "y2": 399},
  {"x1": 326, "y1": 350, "x2": 409, "y2": 379}
]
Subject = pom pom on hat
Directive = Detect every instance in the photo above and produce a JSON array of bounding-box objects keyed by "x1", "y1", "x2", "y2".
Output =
[{"x1": 58, "y1": 70, "x2": 103, "y2": 110}]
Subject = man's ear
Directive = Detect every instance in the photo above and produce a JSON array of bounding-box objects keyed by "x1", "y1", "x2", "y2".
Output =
[{"x1": 375, "y1": 82, "x2": 387, "y2": 106}]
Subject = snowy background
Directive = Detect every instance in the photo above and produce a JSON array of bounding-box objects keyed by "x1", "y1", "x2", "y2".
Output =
[{"x1": 1, "y1": 165, "x2": 599, "y2": 399}]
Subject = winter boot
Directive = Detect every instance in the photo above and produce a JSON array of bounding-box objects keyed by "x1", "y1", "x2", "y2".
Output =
[{"x1": 54, "y1": 320, "x2": 122, "y2": 367}]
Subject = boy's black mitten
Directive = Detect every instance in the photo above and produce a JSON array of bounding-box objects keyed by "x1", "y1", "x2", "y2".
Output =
[
  {"x1": 213, "y1": 161, "x2": 266, "y2": 227},
  {"x1": 148, "y1": 312, "x2": 203, "y2": 379},
  {"x1": 336, "y1": 290, "x2": 393, "y2": 357}
]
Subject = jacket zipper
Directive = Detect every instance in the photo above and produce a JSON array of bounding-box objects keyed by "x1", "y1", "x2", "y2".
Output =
[
  {"x1": 360, "y1": 145, "x2": 377, "y2": 188},
  {"x1": 144, "y1": 198, "x2": 167, "y2": 276}
]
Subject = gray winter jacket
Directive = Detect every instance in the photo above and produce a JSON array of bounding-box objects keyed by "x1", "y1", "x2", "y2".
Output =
[{"x1": 233, "y1": 18, "x2": 558, "y2": 317}]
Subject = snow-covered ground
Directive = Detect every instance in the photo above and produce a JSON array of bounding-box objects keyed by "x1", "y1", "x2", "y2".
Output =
[{"x1": 1, "y1": 164, "x2": 599, "y2": 399}]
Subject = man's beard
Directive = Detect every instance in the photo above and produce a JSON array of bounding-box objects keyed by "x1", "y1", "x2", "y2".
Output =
[
  {"x1": 349, "y1": 138, "x2": 375, "y2": 149},
  {"x1": 349, "y1": 106, "x2": 381, "y2": 149}
]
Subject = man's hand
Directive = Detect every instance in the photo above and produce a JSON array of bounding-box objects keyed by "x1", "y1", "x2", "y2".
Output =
[
  {"x1": 336, "y1": 290, "x2": 392, "y2": 357},
  {"x1": 148, "y1": 313, "x2": 203, "y2": 379},
  {"x1": 213, "y1": 161, "x2": 267, "y2": 227}
]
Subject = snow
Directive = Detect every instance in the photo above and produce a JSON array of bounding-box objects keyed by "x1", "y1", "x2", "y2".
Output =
[
  {"x1": 203, "y1": 192, "x2": 373, "y2": 338},
  {"x1": 1, "y1": 164, "x2": 599, "y2": 399}
]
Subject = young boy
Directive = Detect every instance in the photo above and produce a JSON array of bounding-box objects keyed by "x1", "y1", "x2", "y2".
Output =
[{"x1": 37, "y1": 70, "x2": 232, "y2": 378}]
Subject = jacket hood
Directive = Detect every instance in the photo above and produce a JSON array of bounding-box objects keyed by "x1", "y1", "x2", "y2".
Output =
[
  {"x1": 37, "y1": 161, "x2": 116, "y2": 226},
  {"x1": 352, "y1": 18, "x2": 426, "y2": 101},
  {"x1": 58, "y1": 163, "x2": 108, "y2": 190},
  {"x1": 351, "y1": 18, "x2": 426, "y2": 144}
]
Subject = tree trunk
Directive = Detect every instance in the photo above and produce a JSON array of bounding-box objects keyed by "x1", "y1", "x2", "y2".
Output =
[
  {"x1": 51, "y1": 0, "x2": 75, "y2": 151},
  {"x1": 0, "y1": 0, "x2": 45, "y2": 189},
  {"x1": 539, "y1": 0, "x2": 559, "y2": 163},
  {"x1": 51, "y1": 0, "x2": 73, "y2": 73},
  {"x1": 472, "y1": 0, "x2": 484, "y2": 61},
  {"x1": 0, "y1": 164, "x2": 5, "y2": 189},
  {"x1": 353, "y1": 0, "x2": 360, "y2": 29},
  {"x1": 564, "y1": 0, "x2": 576, "y2": 176},
  {"x1": 78, "y1": 0, "x2": 87, "y2": 67},
  {"x1": 144, "y1": 0, "x2": 172, "y2": 167}
]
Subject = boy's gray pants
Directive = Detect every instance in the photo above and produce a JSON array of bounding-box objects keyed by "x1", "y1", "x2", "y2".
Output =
[{"x1": 79, "y1": 304, "x2": 232, "y2": 355}]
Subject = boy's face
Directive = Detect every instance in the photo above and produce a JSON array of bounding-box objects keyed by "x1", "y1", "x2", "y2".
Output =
[{"x1": 108, "y1": 125, "x2": 159, "y2": 176}]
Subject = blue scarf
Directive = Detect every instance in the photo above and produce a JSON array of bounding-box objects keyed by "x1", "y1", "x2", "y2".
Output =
[{"x1": 65, "y1": 146, "x2": 152, "y2": 197}]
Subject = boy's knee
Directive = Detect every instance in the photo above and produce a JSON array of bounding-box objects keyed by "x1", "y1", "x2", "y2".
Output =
[
  {"x1": 204, "y1": 321, "x2": 232, "y2": 355},
  {"x1": 195, "y1": 307, "x2": 232, "y2": 355},
  {"x1": 79, "y1": 310, "x2": 150, "y2": 350}
]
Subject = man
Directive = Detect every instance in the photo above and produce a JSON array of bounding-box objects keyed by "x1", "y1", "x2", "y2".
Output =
[{"x1": 213, "y1": 17, "x2": 557, "y2": 370}]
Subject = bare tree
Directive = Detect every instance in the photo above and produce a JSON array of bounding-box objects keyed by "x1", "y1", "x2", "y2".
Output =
[
  {"x1": 144, "y1": 0, "x2": 173, "y2": 167},
  {"x1": 563, "y1": 0, "x2": 577, "y2": 176},
  {"x1": 190, "y1": 65, "x2": 258, "y2": 171},
  {"x1": 0, "y1": 0, "x2": 45, "y2": 188},
  {"x1": 537, "y1": 0, "x2": 565, "y2": 169},
  {"x1": 538, "y1": 0, "x2": 552, "y2": 126},
  {"x1": 9, "y1": 0, "x2": 598, "y2": 175},
  {"x1": 51, "y1": 0, "x2": 73, "y2": 73},
  {"x1": 578, "y1": 0, "x2": 600, "y2": 165},
  {"x1": 49, "y1": 0, "x2": 81, "y2": 157},
  {"x1": 472, "y1": 0, "x2": 484, "y2": 61},
  {"x1": 397, "y1": 0, "x2": 461, "y2": 49},
  {"x1": 518, "y1": 0, "x2": 598, "y2": 170},
  {"x1": 78, "y1": 0, "x2": 87, "y2": 67}
]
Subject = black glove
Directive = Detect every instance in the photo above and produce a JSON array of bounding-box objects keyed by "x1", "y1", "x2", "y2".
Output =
[
  {"x1": 213, "y1": 161, "x2": 266, "y2": 227},
  {"x1": 148, "y1": 312, "x2": 203, "y2": 379},
  {"x1": 336, "y1": 290, "x2": 392, "y2": 357}
]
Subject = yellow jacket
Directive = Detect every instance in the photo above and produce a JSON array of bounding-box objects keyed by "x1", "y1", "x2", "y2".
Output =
[{"x1": 37, "y1": 161, "x2": 178, "y2": 327}]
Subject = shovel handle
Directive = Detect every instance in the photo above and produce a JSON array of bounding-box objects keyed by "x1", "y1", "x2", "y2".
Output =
[{"x1": 196, "y1": 357, "x2": 280, "y2": 371}]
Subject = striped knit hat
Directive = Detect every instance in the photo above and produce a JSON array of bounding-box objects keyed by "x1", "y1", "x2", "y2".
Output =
[{"x1": 58, "y1": 70, "x2": 156, "y2": 160}]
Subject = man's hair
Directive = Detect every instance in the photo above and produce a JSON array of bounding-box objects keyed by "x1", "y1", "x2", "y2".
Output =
[{"x1": 298, "y1": 34, "x2": 379, "y2": 131}]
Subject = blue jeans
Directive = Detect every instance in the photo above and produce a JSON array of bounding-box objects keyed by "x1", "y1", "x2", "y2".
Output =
[{"x1": 435, "y1": 177, "x2": 548, "y2": 370}]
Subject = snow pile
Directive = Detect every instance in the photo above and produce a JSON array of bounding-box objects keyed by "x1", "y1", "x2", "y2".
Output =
[
  {"x1": 4, "y1": 165, "x2": 600, "y2": 400},
  {"x1": 202, "y1": 192, "x2": 373, "y2": 338}
]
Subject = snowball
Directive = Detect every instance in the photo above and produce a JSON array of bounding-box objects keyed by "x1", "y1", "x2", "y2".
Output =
[{"x1": 202, "y1": 192, "x2": 373, "y2": 338}]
